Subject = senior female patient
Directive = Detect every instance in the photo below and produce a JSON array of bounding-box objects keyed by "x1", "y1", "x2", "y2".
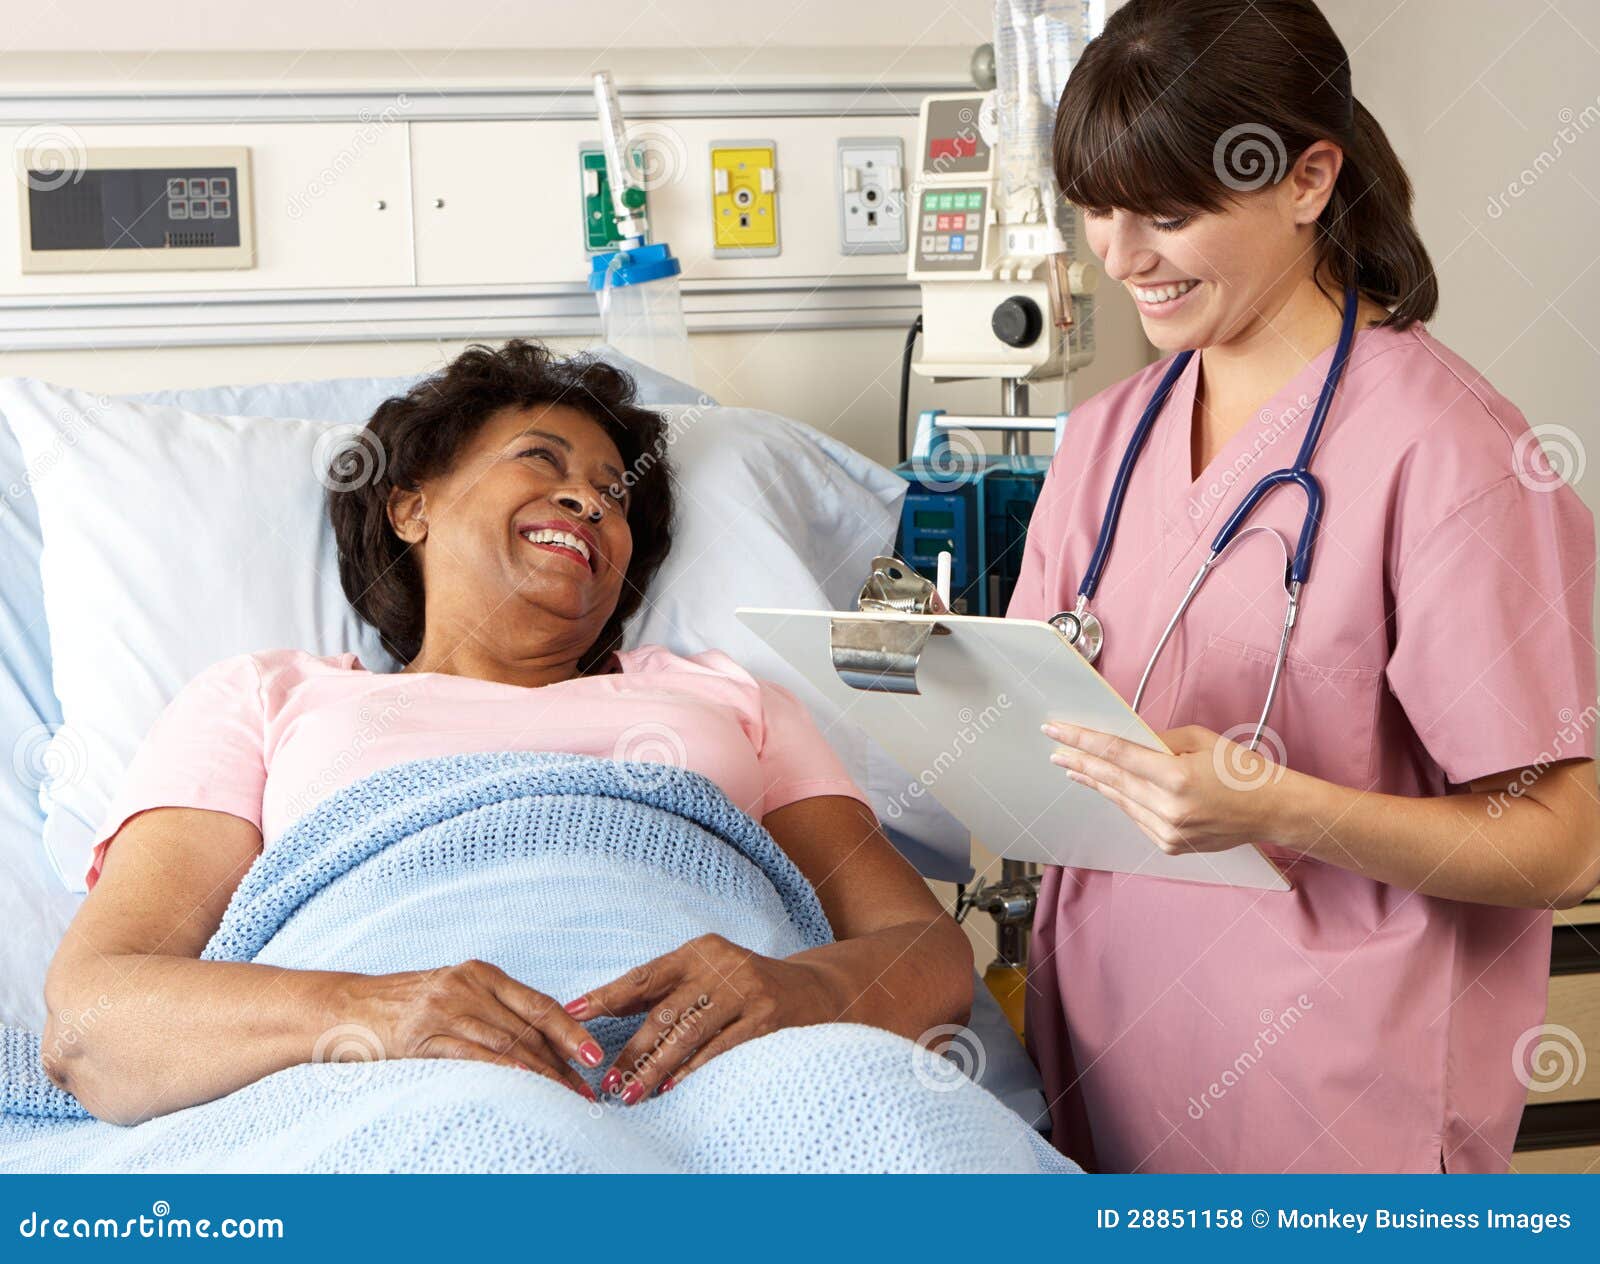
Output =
[{"x1": 42, "y1": 340, "x2": 973, "y2": 1124}]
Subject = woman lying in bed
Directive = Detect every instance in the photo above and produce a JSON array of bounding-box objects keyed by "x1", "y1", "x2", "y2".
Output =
[{"x1": 42, "y1": 340, "x2": 974, "y2": 1125}]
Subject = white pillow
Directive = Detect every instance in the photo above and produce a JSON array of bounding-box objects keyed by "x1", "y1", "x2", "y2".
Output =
[
  {"x1": 2, "y1": 381, "x2": 969, "y2": 895},
  {"x1": 1, "y1": 380, "x2": 398, "y2": 891}
]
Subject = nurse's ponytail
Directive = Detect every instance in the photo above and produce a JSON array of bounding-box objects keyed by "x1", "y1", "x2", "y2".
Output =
[
  {"x1": 1326, "y1": 97, "x2": 1438, "y2": 327},
  {"x1": 1054, "y1": 0, "x2": 1438, "y2": 328}
]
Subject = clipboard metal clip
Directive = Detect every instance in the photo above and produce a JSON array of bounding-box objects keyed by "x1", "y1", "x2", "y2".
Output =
[{"x1": 830, "y1": 556, "x2": 950, "y2": 694}]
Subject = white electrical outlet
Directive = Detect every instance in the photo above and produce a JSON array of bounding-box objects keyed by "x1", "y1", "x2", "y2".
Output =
[{"x1": 837, "y1": 138, "x2": 905, "y2": 255}]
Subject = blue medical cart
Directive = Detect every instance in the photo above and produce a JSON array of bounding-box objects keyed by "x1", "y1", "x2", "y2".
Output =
[{"x1": 893, "y1": 409, "x2": 1068, "y2": 616}]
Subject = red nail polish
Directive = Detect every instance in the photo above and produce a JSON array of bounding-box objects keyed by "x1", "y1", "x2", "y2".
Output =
[
  {"x1": 564, "y1": 997, "x2": 589, "y2": 1017},
  {"x1": 659, "y1": 1077, "x2": 675, "y2": 1094},
  {"x1": 601, "y1": 1068, "x2": 622, "y2": 1094},
  {"x1": 579, "y1": 1083, "x2": 597, "y2": 1102},
  {"x1": 622, "y1": 1080, "x2": 644, "y2": 1105},
  {"x1": 579, "y1": 1041, "x2": 604, "y2": 1066}
]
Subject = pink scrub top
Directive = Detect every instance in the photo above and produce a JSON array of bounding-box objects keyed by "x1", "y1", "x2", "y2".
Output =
[{"x1": 1008, "y1": 320, "x2": 1596, "y2": 1173}]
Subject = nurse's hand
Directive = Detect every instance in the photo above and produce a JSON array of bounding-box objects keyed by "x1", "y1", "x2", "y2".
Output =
[{"x1": 1042, "y1": 721, "x2": 1288, "y2": 854}]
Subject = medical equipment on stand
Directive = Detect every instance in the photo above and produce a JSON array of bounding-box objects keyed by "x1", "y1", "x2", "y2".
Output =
[
  {"x1": 893, "y1": 4, "x2": 1100, "y2": 1026},
  {"x1": 586, "y1": 71, "x2": 693, "y2": 385},
  {"x1": 898, "y1": 409, "x2": 1063, "y2": 617},
  {"x1": 1048, "y1": 283, "x2": 1360, "y2": 754}
]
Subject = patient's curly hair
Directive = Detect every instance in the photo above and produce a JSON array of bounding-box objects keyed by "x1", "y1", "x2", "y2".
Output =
[{"x1": 327, "y1": 339, "x2": 675, "y2": 674}]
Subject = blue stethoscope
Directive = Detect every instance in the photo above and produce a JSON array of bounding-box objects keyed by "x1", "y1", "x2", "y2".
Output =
[{"x1": 1049, "y1": 284, "x2": 1361, "y2": 751}]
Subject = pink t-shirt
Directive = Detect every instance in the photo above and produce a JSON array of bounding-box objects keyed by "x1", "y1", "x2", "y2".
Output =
[
  {"x1": 85, "y1": 643, "x2": 870, "y2": 890},
  {"x1": 1009, "y1": 321, "x2": 1595, "y2": 1174}
]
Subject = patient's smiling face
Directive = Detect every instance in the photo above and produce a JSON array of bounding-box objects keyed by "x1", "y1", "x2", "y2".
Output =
[{"x1": 387, "y1": 403, "x2": 635, "y2": 675}]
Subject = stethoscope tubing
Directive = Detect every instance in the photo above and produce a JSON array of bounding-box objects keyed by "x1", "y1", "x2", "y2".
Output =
[{"x1": 1052, "y1": 285, "x2": 1361, "y2": 752}]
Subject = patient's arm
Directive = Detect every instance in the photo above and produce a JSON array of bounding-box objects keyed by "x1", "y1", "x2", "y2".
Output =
[
  {"x1": 572, "y1": 794, "x2": 974, "y2": 1101},
  {"x1": 42, "y1": 807, "x2": 601, "y2": 1124}
]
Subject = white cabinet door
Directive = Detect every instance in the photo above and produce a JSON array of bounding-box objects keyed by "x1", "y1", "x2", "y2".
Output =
[{"x1": 410, "y1": 119, "x2": 594, "y2": 287}]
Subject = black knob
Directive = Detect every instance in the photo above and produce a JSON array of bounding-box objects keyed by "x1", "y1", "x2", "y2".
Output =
[{"x1": 991, "y1": 296, "x2": 1043, "y2": 348}]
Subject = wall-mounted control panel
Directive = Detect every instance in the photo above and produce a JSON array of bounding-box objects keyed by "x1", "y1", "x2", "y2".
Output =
[{"x1": 18, "y1": 145, "x2": 254, "y2": 274}]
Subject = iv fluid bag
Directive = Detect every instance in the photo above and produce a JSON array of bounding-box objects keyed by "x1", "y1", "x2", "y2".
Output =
[{"x1": 993, "y1": 0, "x2": 1098, "y2": 244}]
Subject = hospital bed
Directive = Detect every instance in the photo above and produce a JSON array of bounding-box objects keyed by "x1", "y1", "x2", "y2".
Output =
[{"x1": 0, "y1": 348, "x2": 1050, "y2": 1144}]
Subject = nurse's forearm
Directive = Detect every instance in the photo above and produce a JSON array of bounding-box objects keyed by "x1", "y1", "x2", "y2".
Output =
[{"x1": 1271, "y1": 761, "x2": 1600, "y2": 908}]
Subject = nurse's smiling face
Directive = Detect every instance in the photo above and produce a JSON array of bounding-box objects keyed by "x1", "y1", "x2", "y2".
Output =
[{"x1": 1080, "y1": 140, "x2": 1345, "y2": 353}]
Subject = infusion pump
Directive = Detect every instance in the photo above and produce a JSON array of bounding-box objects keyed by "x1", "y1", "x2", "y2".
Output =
[{"x1": 908, "y1": 92, "x2": 1097, "y2": 382}]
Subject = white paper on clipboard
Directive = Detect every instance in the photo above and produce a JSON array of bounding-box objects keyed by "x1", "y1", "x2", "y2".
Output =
[{"x1": 737, "y1": 607, "x2": 1289, "y2": 892}]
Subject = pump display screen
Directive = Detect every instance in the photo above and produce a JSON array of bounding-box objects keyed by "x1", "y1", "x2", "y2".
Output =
[{"x1": 920, "y1": 98, "x2": 991, "y2": 176}]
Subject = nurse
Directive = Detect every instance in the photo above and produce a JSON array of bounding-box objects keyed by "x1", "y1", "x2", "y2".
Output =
[{"x1": 1010, "y1": 0, "x2": 1600, "y2": 1172}]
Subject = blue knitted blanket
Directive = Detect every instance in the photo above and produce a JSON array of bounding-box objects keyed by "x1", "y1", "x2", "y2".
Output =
[{"x1": 0, "y1": 753, "x2": 1074, "y2": 1173}]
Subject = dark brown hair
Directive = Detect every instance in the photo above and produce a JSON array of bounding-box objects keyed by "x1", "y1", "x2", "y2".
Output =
[
  {"x1": 1053, "y1": 0, "x2": 1437, "y2": 327},
  {"x1": 327, "y1": 339, "x2": 675, "y2": 673}
]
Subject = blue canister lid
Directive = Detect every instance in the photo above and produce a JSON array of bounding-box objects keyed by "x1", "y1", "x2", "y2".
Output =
[{"x1": 587, "y1": 241, "x2": 682, "y2": 290}]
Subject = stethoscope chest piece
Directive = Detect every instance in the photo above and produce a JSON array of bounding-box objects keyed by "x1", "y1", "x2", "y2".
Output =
[{"x1": 1049, "y1": 605, "x2": 1103, "y2": 664}]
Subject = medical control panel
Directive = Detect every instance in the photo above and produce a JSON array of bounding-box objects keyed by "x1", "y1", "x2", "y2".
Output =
[
  {"x1": 907, "y1": 95, "x2": 992, "y2": 282},
  {"x1": 18, "y1": 146, "x2": 254, "y2": 274},
  {"x1": 915, "y1": 187, "x2": 987, "y2": 272}
]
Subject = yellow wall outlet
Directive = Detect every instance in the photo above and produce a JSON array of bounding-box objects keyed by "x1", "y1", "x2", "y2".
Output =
[{"x1": 710, "y1": 141, "x2": 779, "y2": 257}]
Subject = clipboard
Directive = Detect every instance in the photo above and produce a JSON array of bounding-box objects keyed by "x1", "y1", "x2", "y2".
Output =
[{"x1": 736, "y1": 607, "x2": 1290, "y2": 892}]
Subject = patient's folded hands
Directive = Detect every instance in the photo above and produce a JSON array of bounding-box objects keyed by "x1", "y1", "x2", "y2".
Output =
[
  {"x1": 564, "y1": 932, "x2": 838, "y2": 1105},
  {"x1": 350, "y1": 958, "x2": 606, "y2": 1100}
]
